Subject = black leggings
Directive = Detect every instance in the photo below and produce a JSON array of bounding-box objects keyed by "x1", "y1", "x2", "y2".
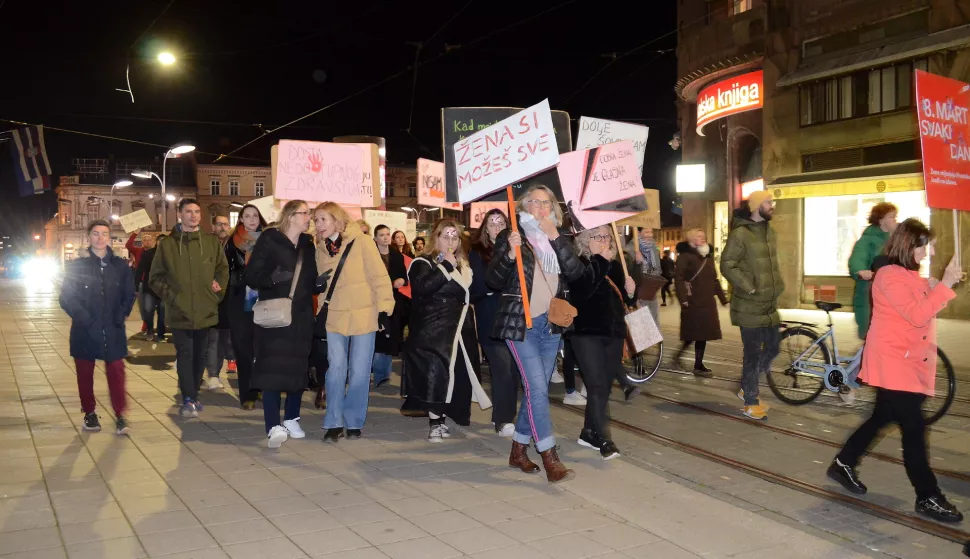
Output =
[
  {"x1": 562, "y1": 338, "x2": 583, "y2": 392},
  {"x1": 680, "y1": 340, "x2": 707, "y2": 369}
]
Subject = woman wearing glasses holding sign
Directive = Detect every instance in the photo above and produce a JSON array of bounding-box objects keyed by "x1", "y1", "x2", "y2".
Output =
[{"x1": 486, "y1": 185, "x2": 584, "y2": 483}]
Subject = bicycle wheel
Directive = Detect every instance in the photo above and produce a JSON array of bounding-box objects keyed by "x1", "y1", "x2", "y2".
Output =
[
  {"x1": 627, "y1": 342, "x2": 663, "y2": 384},
  {"x1": 922, "y1": 348, "x2": 956, "y2": 426},
  {"x1": 767, "y1": 327, "x2": 830, "y2": 405}
]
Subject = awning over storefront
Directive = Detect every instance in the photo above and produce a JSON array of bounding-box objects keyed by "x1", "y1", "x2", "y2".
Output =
[
  {"x1": 777, "y1": 24, "x2": 970, "y2": 87},
  {"x1": 769, "y1": 161, "x2": 924, "y2": 199}
]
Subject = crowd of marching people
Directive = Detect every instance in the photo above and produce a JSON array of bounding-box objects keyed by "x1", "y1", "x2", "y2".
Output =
[{"x1": 57, "y1": 189, "x2": 966, "y2": 517}]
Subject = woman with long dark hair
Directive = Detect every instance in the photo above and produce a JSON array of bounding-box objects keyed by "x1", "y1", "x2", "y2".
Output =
[
  {"x1": 828, "y1": 219, "x2": 963, "y2": 522},
  {"x1": 392, "y1": 230, "x2": 415, "y2": 258},
  {"x1": 470, "y1": 209, "x2": 519, "y2": 436},
  {"x1": 225, "y1": 204, "x2": 266, "y2": 410}
]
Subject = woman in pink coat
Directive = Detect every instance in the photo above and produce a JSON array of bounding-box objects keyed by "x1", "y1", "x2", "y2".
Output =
[{"x1": 827, "y1": 219, "x2": 963, "y2": 523}]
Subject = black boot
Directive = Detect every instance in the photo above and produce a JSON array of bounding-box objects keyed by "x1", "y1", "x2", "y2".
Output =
[{"x1": 827, "y1": 458, "x2": 867, "y2": 494}]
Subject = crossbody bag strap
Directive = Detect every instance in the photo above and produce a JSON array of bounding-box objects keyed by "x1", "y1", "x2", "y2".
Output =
[
  {"x1": 324, "y1": 240, "x2": 355, "y2": 307},
  {"x1": 287, "y1": 248, "x2": 304, "y2": 300},
  {"x1": 685, "y1": 258, "x2": 709, "y2": 297},
  {"x1": 605, "y1": 276, "x2": 633, "y2": 312}
]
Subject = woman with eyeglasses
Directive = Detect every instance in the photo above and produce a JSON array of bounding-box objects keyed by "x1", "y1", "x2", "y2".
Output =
[
  {"x1": 404, "y1": 219, "x2": 491, "y2": 442},
  {"x1": 486, "y1": 185, "x2": 584, "y2": 483},
  {"x1": 225, "y1": 204, "x2": 267, "y2": 410}
]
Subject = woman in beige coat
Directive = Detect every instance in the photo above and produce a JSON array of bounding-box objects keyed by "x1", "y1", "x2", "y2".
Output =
[{"x1": 313, "y1": 202, "x2": 394, "y2": 442}]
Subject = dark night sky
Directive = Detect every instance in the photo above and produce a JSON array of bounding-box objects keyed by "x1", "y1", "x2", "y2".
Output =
[{"x1": 0, "y1": 0, "x2": 681, "y2": 238}]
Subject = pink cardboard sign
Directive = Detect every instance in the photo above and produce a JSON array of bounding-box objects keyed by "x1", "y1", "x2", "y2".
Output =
[
  {"x1": 578, "y1": 140, "x2": 643, "y2": 210},
  {"x1": 418, "y1": 159, "x2": 461, "y2": 210},
  {"x1": 558, "y1": 149, "x2": 634, "y2": 231},
  {"x1": 275, "y1": 140, "x2": 363, "y2": 205},
  {"x1": 470, "y1": 202, "x2": 510, "y2": 228}
]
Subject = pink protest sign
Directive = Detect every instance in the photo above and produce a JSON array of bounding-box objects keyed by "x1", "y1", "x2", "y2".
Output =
[
  {"x1": 453, "y1": 99, "x2": 560, "y2": 204},
  {"x1": 558, "y1": 150, "x2": 631, "y2": 231},
  {"x1": 470, "y1": 202, "x2": 509, "y2": 228},
  {"x1": 418, "y1": 159, "x2": 461, "y2": 210},
  {"x1": 275, "y1": 140, "x2": 363, "y2": 205},
  {"x1": 578, "y1": 140, "x2": 643, "y2": 210}
]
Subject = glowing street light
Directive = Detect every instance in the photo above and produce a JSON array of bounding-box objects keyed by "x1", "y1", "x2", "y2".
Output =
[
  {"x1": 158, "y1": 52, "x2": 177, "y2": 66},
  {"x1": 132, "y1": 144, "x2": 195, "y2": 230},
  {"x1": 110, "y1": 180, "x2": 133, "y2": 222},
  {"x1": 166, "y1": 194, "x2": 176, "y2": 202}
]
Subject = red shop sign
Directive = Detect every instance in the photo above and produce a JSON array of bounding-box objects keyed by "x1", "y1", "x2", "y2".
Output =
[
  {"x1": 696, "y1": 70, "x2": 763, "y2": 136},
  {"x1": 915, "y1": 70, "x2": 970, "y2": 211}
]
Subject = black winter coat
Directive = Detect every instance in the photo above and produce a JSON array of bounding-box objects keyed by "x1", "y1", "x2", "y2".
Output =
[
  {"x1": 376, "y1": 249, "x2": 407, "y2": 356},
  {"x1": 675, "y1": 242, "x2": 727, "y2": 342},
  {"x1": 59, "y1": 248, "x2": 136, "y2": 363},
  {"x1": 134, "y1": 248, "x2": 157, "y2": 297},
  {"x1": 403, "y1": 257, "x2": 482, "y2": 425},
  {"x1": 568, "y1": 255, "x2": 636, "y2": 339},
  {"x1": 485, "y1": 224, "x2": 585, "y2": 341},
  {"x1": 245, "y1": 229, "x2": 318, "y2": 393},
  {"x1": 469, "y1": 248, "x2": 501, "y2": 347}
]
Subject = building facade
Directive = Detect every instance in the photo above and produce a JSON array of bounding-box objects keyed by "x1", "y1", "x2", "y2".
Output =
[
  {"x1": 195, "y1": 164, "x2": 272, "y2": 228},
  {"x1": 676, "y1": 0, "x2": 970, "y2": 317}
]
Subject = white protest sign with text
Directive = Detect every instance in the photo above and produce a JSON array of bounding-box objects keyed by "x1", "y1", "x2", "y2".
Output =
[
  {"x1": 275, "y1": 140, "x2": 362, "y2": 205},
  {"x1": 247, "y1": 196, "x2": 281, "y2": 224},
  {"x1": 454, "y1": 99, "x2": 559, "y2": 203},
  {"x1": 406, "y1": 219, "x2": 417, "y2": 241},
  {"x1": 363, "y1": 210, "x2": 408, "y2": 240},
  {"x1": 119, "y1": 209, "x2": 154, "y2": 234},
  {"x1": 578, "y1": 140, "x2": 644, "y2": 210},
  {"x1": 558, "y1": 151, "x2": 631, "y2": 231},
  {"x1": 575, "y1": 117, "x2": 649, "y2": 174},
  {"x1": 418, "y1": 159, "x2": 460, "y2": 210}
]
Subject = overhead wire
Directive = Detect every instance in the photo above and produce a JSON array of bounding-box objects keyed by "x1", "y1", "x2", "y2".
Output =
[{"x1": 128, "y1": 0, "x2": 177, "y2": 51}]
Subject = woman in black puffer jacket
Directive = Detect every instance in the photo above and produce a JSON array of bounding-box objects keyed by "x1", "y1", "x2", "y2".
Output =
[{"x1": 485, "y1": 185, "x2": 584, "y2": 483}]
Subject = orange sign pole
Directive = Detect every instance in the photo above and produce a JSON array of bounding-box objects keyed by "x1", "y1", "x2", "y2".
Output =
[{"x1": 507, "y1": 186, "x2": 532, "y2": 329}]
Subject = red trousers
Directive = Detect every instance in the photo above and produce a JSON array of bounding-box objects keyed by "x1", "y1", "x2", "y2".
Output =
[{"x1": 75, "y1": 359, "x2": 126, "y2": 416}]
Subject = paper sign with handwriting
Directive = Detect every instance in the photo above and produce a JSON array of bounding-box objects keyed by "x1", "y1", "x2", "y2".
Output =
[
  {"x1": 470, "y1": 202, "x2": 510, "y2": 229},
  {"x1": 578, "y1": 141, "x2": 644, "y2": 210},
  {"x1": 351, "y1": 143, "x2": 380, "y2": 207},
  {"x1": 406, "y1": 219, "x2": 417, "y2": 241},
  {"x1": 559, "y1": 150, "x2": 631, "y2": 231},
  {"x1": 418, "y1": 159, "x2": 460, "y2": 210},
  {"x1": 247, "y1": 195, "x2": 281, "y2": 224},
  {"x1": 275, "y1": 140, "x2": 362, "y2": 205},
  {"x1": 363, "y1": 210, "x2": 407, "y2": 240},
  {"x1": 454, "y1": 99, "x2": 559, "y2": 203},
  {"x1": 575, "y1": 117, "x2": 649, "y2": 175},
  {"x1": 119, "y1": 209, "x2": 154, "y2": 234}
]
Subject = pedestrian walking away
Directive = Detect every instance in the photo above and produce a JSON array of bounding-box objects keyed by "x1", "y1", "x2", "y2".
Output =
[
  {"x1": 245, "y1": 200, "x2": 318, "y2": 448},
  {"x1": 486, "y1": 185, "x2": 584, "y2": 483},
  {"x1": 133, "y1": 233, "x2": 166, "y2": 342},
  {"x1": 313, "y1": 202, "x2": 394, "y2": 443},
  {"x1": 828, "y1": 218, "x2": 964, "y2": 523},
  {"x1": 405, "y1": 219, "x2": 492, "y2": 443},
  {"x1": 673, "y1": 229, "x2": 727, "y2": 378},
  {"x1": 60, "y1": 220, "x2": 137, "y2": 435},
  {"x1": 660, "y1": 249, "x2": 675, "y2": 306},
  {"x1": 225, "y1": 204, "x2": 266, "y2": 410},
  {"x1": 149, "y1": 198, "x2": 229, "y2": 419},
  {"x1": 720, "y1": 190, "x2": 783, "y2": 420}
]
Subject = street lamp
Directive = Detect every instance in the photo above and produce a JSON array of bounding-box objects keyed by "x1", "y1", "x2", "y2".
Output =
[
  {"x1": 158, "y1": 52, "x2": 177, "y2": 66},
  {"x1": 110, "y1": 180, "x2": 133, "y2": 223},
  {"x1": 132, "y1": 143, "x2": 195, "y2": 231}
]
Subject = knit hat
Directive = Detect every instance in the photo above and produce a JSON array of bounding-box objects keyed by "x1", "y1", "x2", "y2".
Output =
[{"x1": 746, "y1": 190, "x2": 772, "y2": 209}]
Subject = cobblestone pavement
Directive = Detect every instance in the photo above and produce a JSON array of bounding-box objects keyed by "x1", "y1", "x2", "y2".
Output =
[{"x1": 0, "y1": 278, "x2": 960, "y2": 558}]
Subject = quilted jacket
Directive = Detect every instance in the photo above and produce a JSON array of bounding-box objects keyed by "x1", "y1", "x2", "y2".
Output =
[{"x1": 720, "y1": 209, "x2": 785, "y2": 328}]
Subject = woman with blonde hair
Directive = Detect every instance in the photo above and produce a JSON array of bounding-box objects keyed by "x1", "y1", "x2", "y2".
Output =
[
  {"x1": 404, "y1": 219, "x2": 491, "y2": 442},
  {"x1": 245, "y1": 200, "x2": 318, "y2": 448},
  {"x1": 673, "y1": 228, "x2": 727, "y2": 377},
  {"x1": 486, "y1": 185, "x2": 584, "y2": 482},
  {"x1": 313, "y1": 202, "x2": 394, "y2": 442}
]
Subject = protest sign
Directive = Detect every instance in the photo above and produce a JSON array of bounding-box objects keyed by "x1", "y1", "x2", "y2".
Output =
[
  {"x1": 119, "y1": 209, "x2": 153, "y2": 234},
  {"x1": 275, "y1": 140, "x2": 362, "y2": 205},
  {"x1": 558, "y1": 150, "x2": 631, "y2": 231},
  {"x1": 615, "y1": 189, "x2": 661, "y2": 229},
  {"x1": 575, "y1": 117, "x2": 649, "y2": 175},
  {"x1": 247, "y1": 195, "x2": 281, "y2": 224},
  {"x1": 363, "y1": 209, "x2": 407, "y2": 239},
  {"x1": 576, "y1": 140, "x2": 644, "y2": 210},
  {"x1": 452, "y1": 100, "x2": 559, "y2": 204},
  {"x1": 915, "y1": 70, "x2": 970, "y2": 211},
  {"x1": 406, "y1": 219, "x2": 417, "y2": 241},
  {"x1": 418, "y1": 159, "x2": 460, "y2": 210},
  {"x1": 470, "y1": 202, "x2": 509, "y2": 228},
  {"x1": 442, "y1": 105, "x2": 572, "y2": 203}
]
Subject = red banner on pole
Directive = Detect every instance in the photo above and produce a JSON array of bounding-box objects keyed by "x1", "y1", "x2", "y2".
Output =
[{"x1": 915, "y1": 70, "x2": 970, "y2": 211}]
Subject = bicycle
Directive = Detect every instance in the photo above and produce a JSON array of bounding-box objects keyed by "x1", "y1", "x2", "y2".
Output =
[
  {"x1": 556, "y1": 340, "x2": 663, "y2": 385},
  {"x1": 766, "y1": 301, "x2": 956, "y2": 426}
]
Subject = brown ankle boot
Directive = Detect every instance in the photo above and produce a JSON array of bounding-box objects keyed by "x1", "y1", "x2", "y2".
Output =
[
  {"x1": 508, "y1": 441, "x2": 540, "y2": 474},
  {"x1": 539, "y1": 446, "x2": 575, "y2": 483}
]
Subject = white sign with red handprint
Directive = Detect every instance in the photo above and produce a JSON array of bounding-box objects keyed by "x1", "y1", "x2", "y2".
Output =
[{"x1": 275, "y1": 140, "x2": 363, "y2": 205}]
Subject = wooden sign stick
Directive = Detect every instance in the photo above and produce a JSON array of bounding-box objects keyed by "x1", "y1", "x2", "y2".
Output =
[
  {"x1": 507, "y1": 186, "x2": 532, "y2": 329},
  {"x1": 611, "y1": 222, "x2": 630, "y2": 279}
]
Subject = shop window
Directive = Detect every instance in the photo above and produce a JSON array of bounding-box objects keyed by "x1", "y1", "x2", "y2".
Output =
[
  {"x1": 800, "y1": 60, "x2": 926, "y2": 126},
  {"x1": 730, "y1": 0, "x2": 752, "y2": 15},
  {"x1": 803, "y1": 190, "x2": 930, "y2": 277}
]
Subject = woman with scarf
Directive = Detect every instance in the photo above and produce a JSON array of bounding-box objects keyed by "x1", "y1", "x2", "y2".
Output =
[
  {"x1": 625, "y1": 227, "x2": 663, "y2": 325},
  {"x1": 225, "y1": 204, "x2": 266, "y2": 409},
  {"x1": 672, "y1": 229, "x2": 727, "y2": 377},
  {"x1": 486, "y1": 185, "x2": 585, "y2": 483},
  {"x1": 405, "y1": 219, "x2": 491, "y2": 442}
]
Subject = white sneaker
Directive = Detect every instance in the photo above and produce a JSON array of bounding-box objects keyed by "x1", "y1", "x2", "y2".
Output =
[
  {"x1": 563, "y1": 391, "x2": 587, "y2": 406},
  {"x1": 839, "y1": 388, "x2": 857, "y2": 405},
  {"x1": 267, "y1": 425, "x2": 288, "y2": 448},
  {"x1": 283, "y1": 418, "x2": 306, "y2": 439},
  {"x1": 207, "y1": 377, "x2": 224, "y2": 391},
  {"x1": 497, "y1": 423, "x2": 515, "y2": 438},
  {"x1": 550, "y1": 371, "x2": 565, "y2": 384},
  {"x1": 580, "y1": 385, "x2": 587, "y2": 398},
  {"x1": 440, "y1": 423, "x2": 451, "y2": 438},
  {"x1": 428, "y1": 424, "x2": 446, "y2": 443}
]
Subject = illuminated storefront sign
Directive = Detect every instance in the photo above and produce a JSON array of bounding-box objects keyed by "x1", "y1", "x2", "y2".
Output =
[{"x1": 696, "y1": 70, "x2": 764, "y2": 136}]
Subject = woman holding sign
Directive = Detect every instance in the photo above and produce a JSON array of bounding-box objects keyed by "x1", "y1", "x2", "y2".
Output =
[
  {"x1": 568, "y1": 225, "x2": 637, "y2": 460},
  {"x1": 486, "y1": 185, "x2": 585, "y2": 483}
]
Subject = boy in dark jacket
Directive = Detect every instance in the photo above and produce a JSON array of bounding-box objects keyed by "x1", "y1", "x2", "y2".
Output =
[{"x1": 59, "y1": 220, "x2": 136, "y2": 434}]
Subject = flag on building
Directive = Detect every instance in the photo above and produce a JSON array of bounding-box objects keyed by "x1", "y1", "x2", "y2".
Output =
[
  {"x1": 671, "y1": 197, "x2": 683, "y2": 216},
  {"x1": 8, "y1": 126, "x2": 52, "y2": 196}
]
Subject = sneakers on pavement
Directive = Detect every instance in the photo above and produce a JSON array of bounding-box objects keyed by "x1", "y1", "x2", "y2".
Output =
[
  {"x1": 82, "y1": 412, "x2": 101, "y2": 432},
  {"x1": 428, "y1": 423, "x2": 446, "y2": 443},
  {"x1": 580, "y1": 385, "x2": 587, "y2": 398},
  {"x1": 323, "y1": 428, "x2": 343, "y2": 443},
  {"x1": 827, "y1": 458, "x2": 867, "y2": 494},
  {"x1": 550, "y1": 371, "x2": 564, "y2": 384},
  {"x1": 916, "y1": 493, "x2": 964, "y2": 523},
  {"x1": 283, "y1": 418, "x2": 306, "y2": 439},
  {"x1": 693, "y1": 365, "x2": 713, "y2": 378},
  {"x1": 497, "y1": 423, "x2": 515, "y2": 438},
  {"x1": 115, "y1": 416, "x2": 131, "y2": 435},
  {"x1": 623, "y1": 385, "x2": 641, "y2": 402},
  {"x1": 179, "y1": 399, "x2": 199, "y2": 419},
  {"x1": 207, "y1": 377, "x2": 224, "y2": 391},
  {"x1": 577, "y1": 428, "x2": 602, "y2": 450},
  {"x1": 267, "y1": 425, "x2": 288, "y2": 449},
  {"x1": 839, "y1": 387, "x2": 857, "y2": 405},
  {"x1": 600, "y1": 440, "x2": 621, "y2": 460},
  {"x1": 737, "y1": 389, "x2": 745, "y2": 402},
  {"x1": 563, "y1": 391, "x2": 587, "y2": 406},
  {"x1": 743, "y1": 404, "x2": 767, "y2": 421},
  {"x1": 439, "y1": 423, "x2": 451, "y2": 438},
  {"x1": 346, "y1": 429, "x2": 362, "y2": 440}
]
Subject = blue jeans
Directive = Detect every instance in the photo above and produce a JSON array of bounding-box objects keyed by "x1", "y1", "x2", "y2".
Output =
[
  {"x1": 263, "y1": 390, "x2": 303, "y2": 433},
  {"x1": 507, "y1": 313, "x2": 561, "y2": 452},
  {"x1": 141, "y1": 292, "x2": 165, "y2": 336},
  {"x1": 324, "y1": 331, "x2": 376, "y2": 430},
  {"x1": 372, "y1": 353, "x2": 393, "y2": 384}
]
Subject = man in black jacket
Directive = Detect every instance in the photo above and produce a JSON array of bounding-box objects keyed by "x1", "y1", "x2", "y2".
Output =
[{"x1": 134, "y1": 234, "x2": 166, "y2": 342}]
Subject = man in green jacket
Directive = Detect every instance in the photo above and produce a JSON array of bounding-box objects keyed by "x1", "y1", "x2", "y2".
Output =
[
  {"x1": 720, "y1": 190, "x2": 784, "y2": 421},
  {"x1": 149, "y1": 198, "x2": 229, "y2": 418}
]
